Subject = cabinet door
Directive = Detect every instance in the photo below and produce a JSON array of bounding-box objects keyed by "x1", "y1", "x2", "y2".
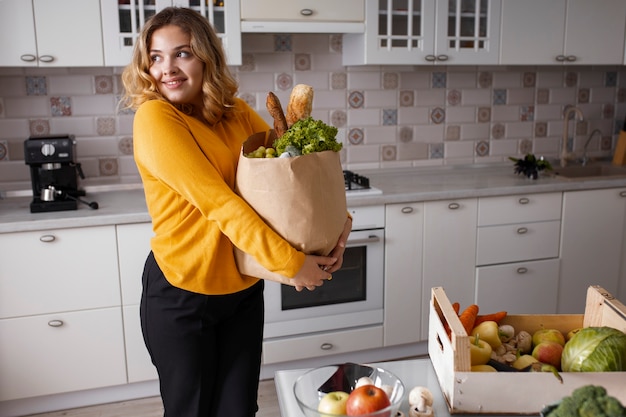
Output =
[
  {"x1": 123, "y1": 304, "x2": 158, "y2": 383},
  {"x1": 0, "y1": 1, "x2": 38, "y2": 66},
  {"x1": 434, "y1": 0, "x2": 501, "y2": 65},
  {"x1": 241, "y1": 0, "x2": 363, "y2": 21},
  {"x1": 117, "y1": 223, "x2": 154, "y2": 306},
  {"x1": 422, "y1": 198, "x2": 477, "y2": 340},
  {"x1": 384, "y1": 203, "x2": 424, "y2": 345},
  {"x1": 499, "y1": 0, "x2": 566, "y2": 65},
  {"x1": 476, "y1": 259, "x2": 559, "y2": 314},
  {"x1": 0, "y1": 226, "x2": 120, "y2": 319},
  {"x1": 564, "y1": 0, "x2": 626, "y2": 65},
  {"x1": 0, "y1": 308, "x2": 126, "y2": 401},
  {"x1": 559, "y1": 188, "x2": 626, "y2": 313}
]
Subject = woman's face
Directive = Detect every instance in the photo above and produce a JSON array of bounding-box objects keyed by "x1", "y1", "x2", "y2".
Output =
[{"x1": 148, "y1": 25, "x2": 204, "y2": 108}]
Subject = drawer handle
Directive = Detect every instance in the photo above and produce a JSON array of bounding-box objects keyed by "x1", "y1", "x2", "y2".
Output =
[
  {"x1": 555, "y1": 55, "x2": 566, "y2": 62},
  {"x1": 516, "y1": 267, "x2": 528, "y2": 274},
  {"x1": 38, "y1": 55, "x2": 55, "y2": 63},
  {"x1": 517, "y1": 227, "x2": 528, "y2": 234},
  {"x1": 448, "y1": 202, "x2": 460, "y2": 210},
  {"x1": 39, "y1": 234, "x2": 56, "y2": 243},
  {"x1": 20, "y1": 54, "x2": 37, "y2": 62},
  {"x1": 436, "y1": 54, "x2": 449, "y2": 61},
  {"x1": 48, "y1": 320, "x2": 64, "y2": 327},
  {"x1": 518, "y1": 197, "x2": 530, "y2": 205},
  {"x1": 620, "y1": 191, "x2": 626, "y2": 198},
  {"x1": 425, "y1": 55, "x2": 437, "y2": 62},
  {"x1": 300, "y1": 8, "x2": 313, "y2": 16},
  {"x1": 401, "y1": 206, "x2": 414, "y2": 214},
  {"x1": 320, "y1": 343, "x2": 334, "y2": 350}
]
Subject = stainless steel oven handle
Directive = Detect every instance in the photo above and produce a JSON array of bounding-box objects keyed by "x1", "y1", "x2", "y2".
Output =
[{"x1": 347, "y1": 235, "x2": 381, "y2": 245}]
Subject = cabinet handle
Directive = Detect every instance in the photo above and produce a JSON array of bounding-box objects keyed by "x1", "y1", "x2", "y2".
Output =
[
  {"x1": 516, "y1": 227, "x2": 528, "y2": 234},
  {"x1": 565, "y1": 55, "x2": 577, "y2": 62},
  {"x1": 518, "y1": 197, "x2": 530, "y2": 205},
  {"x1": 619, "y1": 191, "x2": 626, "y2": 198},
  {"x1": 436, "y1": 55, "x2": 449, "y2": 61},
  {"x1": 401, "y1": 206, "x2": 414, "y2": 214},
  {"x1": 555, "y1": 55, "x2": 566, "y2": 62},
  {"x1": 320, "y1": 343, "x2": 333, "y2": 350},
  {"x1": 425, "y1": 55, "x2": 437, "y2": 62},
  {"x1": 38, "y1": 55, "x2": 55, "y2": 63},
  {"x1": 348, "y1": 236, "x2": 381, "y2": 245},
  {"x1": 39, "y1": 234, "x2": 56, "y2": 243},
  {"x1": 20, "y1": 54, "x2": 37, "y2": 62},
  {"x1": 448, "y1": 202, "x2": 460, "y2": 210},
  {"x1": 48, "y1": 320, "x2": 64, "y2": 327},
  {"x1": 300, "y1": 8, "x2": 313, "y2": 16},
  {"x1": 516, "y1": 267, "x2": 528, "y2": 274}
]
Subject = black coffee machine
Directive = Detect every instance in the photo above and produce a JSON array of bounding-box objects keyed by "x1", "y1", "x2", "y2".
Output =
[{"x1": 24, "y1": 135, "x2": 98, "y2": 213}]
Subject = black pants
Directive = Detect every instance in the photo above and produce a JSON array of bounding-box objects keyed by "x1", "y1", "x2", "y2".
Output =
[{"x1": 140, "y1": 251, "x2": 264, "y2": 417}]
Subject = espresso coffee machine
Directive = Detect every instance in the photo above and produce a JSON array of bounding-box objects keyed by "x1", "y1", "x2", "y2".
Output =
[{"x1": 24, "y1": 135, "x2": 98, "y2": 213}]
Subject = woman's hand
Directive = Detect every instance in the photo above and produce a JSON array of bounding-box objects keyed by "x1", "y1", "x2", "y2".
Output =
[{"x1": 325, "y1": 216, "x2": 352, "y2": 274}]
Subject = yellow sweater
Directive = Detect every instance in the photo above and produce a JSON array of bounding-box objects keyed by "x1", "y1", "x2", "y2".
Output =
[{"x1": 133, "y1": 99, "x2": 305, "y2": 295}]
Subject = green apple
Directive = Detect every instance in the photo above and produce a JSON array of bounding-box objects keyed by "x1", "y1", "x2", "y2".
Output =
[
  {"x1": 566, "y1": 327, "x2": 583, "y2": 341},
  {"x1": 318, "y1": 391, "x2": 349, "y2": 416},
  {"x1": 532, "y1": 328, "x2": 565, "y2": 347}
]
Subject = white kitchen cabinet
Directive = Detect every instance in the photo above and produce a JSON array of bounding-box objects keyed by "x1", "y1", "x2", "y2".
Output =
[
  {"x1": 500, "y1": 0, "x2": 626, "y2": 65},
  {"x1": 116, "y1": 223, "x2": 157, "y2": 383},
  {"x1": 0, "y1": 0, "x2": 103, "y2": 67},
  {"x1": 101, "y1": 0, "x2": 241, "y2": 66},
  {"x1": 384, "y1": 202, "x2": 424, "y2": 346},
  {"x1": 343, "y1": 0, "x2": 501, "y2": 66},
  {"x1": 421, "y1": 198, "x2": 478, "y2": 340},
  {"x1": 0, "y1": 308, "x2": 126, "y2": 401},
  {"x1": 558, "y1": 188, "x2": 626, "y2": 313},
  {"x1": 240, "y1": 0, "x2": 364, "y2": 33}
]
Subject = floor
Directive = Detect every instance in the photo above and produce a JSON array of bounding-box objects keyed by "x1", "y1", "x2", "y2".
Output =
[{"x1": 24, "y1": 379, "x2": 279, "y2": 417}]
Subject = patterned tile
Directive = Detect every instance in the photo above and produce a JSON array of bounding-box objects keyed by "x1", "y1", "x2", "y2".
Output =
[
  {"x1": 95, "y1": 76, "x2": 113, "y2": 94},
  {"x1": 30, "y1": 119, "x2": 50, "y2": 136},
  {"x1": 523, "y1": 72, "x2": 536, "y2": 88},
  {"x1": 383, "y1": 73, "x2": 398, "y2": 89},
  {"x1": 535, "y1": 122, "x2": 547, "y2": 137},
  {"x1": 348, "y1": 128, "x2": 364, "y2": 145},
  {"x1": 383, "y1": 109, "x2": 397, "y2": 125},
  {"x1": 565, "y1": 72, "x2": 578, "y2": 87},
  {"x1": 382, "y1": 145, "x2": 397, "y2": 161},
  {"x1": 118, "y1": 136, "x2": 133, "y2": 155},
  {"x1": 399, "y1": 126, "x2": 413, "y2": 142},
  {"x1": 520, "y1": 106, "x2": 534, "y2": 122},
  {"x1": 430, "y1": 107, "x2": 445, "y2": 124},
  {"x1": 537, "y1": 88, "x2": 550, "y2": 104},
  {"x1": 493, "y1": 89, "x2": 507, "y2": 105},
  {"x1": 99, "y1": 157, "x2": 118, "y2": 176},
  {"x1": 601, "y1": 135, "x2": 612, "y2": 151},
  {"x1": 430, "y1": 142, "x2": 444, "y2": 159},
  {"x1": 50, "y1": 96, "x2": 72, "y2": 116},
  {"x1": 97, "y1": 117, "x2": 116, "y2": 135},
  {"x1": 348, "y1": 91, "x2": 364, "y2": 108},
  {"x1": 432, "y1": 72, "x2": 446, "y2": 88},
  {"x1": 331, "y1": 72, "x2": 347, "y2": 89},
  {"x1": 294, "y1": 54, "x2": 311, "y2": 71},
  {"x1": 605, "y1": 71, "x2": 617, "y2": 87},
  {"x1": 239, "y1": 92, "x2": 256, "y2": 108},
  {"x1": 477, "y1": 107, "x2": 491, "y2": 123},
  {"x1": 446, "y1": 125, "x2": 460, "y2": 141},
  {"x1": 331, "y1": 110, "x2": 347, "y2": 127},
  {"x1": 274, "y1": 34, "x2": 292, "y2": 52},
  {"x1": 329, "y1": 34, "x2": 343, "y2": 53},
  {"x1": 26, "y1": 76, "x2": 47, "y2": 96},
  {"x1": 276, "y1": 73, "x2": 293, "y2": 91},
  {"x1": 492, "y1": 123, "x2": 505, "y2": 139},
  {"x1": 0, "y1": 140, "x2": 8, "y2": 161},
  {"x1": 239, "y1": 54, "x2": 255, "y2": 72},
  {"x1": 618, "y1": 88, "x2": 626, "y2": 103},
  {"x1": 603, "y1": 103, "x2": 614, "y2": 119},
  {"x1": 475, "y1": 140, "x2": 490, "y2": 156},
  {"x1": 478, "y1": 71, "x2": 492, "y2": 88},
  {"x1": 519, "y1": 138, "x2": 533, "y2": 154},
  {"x1": 399, "y1": 90, "x2": 414, "y2": 107},
  {"x1": 447, "y1": 89, "x2": 461, "y2": 106},
  {"x1": 577, "y1": 88, "x2": 589, "y2": 103}
]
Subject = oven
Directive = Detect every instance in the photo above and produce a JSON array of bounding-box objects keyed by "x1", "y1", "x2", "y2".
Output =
[{"x1": 263, "y1": 171, "x2": 385, "y2": 339}]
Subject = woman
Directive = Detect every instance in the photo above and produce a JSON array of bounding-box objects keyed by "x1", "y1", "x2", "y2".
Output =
[{"x1": 121, "y1": 7, "x2": 351, "y2": 417}]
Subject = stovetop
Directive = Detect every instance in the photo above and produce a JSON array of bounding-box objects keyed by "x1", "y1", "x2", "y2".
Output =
[{"x1": 344, "y1": 170, "x2": 382, "y2": 197}]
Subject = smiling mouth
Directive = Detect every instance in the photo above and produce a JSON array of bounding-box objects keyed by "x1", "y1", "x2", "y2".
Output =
[{"x1": 164, "y1": 79, "x2": 185, "y2": 87}]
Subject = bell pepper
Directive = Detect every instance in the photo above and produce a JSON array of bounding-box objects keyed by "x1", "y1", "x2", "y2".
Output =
[
  {"x1": 469, "y1": 335, "x2": 492, "y2": 366},
  {"x1": 471, "y1": 320, "x2": 503, "y2": 349}
]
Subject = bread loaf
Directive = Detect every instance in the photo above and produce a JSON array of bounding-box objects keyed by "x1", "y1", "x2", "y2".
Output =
[
  {"x1": 266, "y1": 92, "x2": 288, "y2": 137},
  {"x1": 285, "y1": 84, "x2": 314, "y2": 127}
]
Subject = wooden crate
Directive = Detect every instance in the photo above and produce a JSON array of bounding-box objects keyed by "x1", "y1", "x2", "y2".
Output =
[{"x1": 428, "y1": 285, "x2": 626, "y2": 414}]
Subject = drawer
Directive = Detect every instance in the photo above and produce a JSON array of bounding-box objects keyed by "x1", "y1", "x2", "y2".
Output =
[
  {"x1": 476, "y1": 220, "x2": 561, "y2": 265},
  {"x1": 0, "y1": 226, "x2": 120, "y2": 318},
  {"x1": 241, "y1": 0, "x2": 364, "y2": 22},
  {"x1": 475, "y1": 258, "x2": 560, "y2": 314},
  {"x1": 478, "y1": 193, "x2": 562, "y2": 226},
  {"x1": 263, "y1": 325, "x2": 383, "y2": 364}
]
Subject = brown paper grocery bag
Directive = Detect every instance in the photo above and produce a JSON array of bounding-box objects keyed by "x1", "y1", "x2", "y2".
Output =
[{"x1": 234, "y1": 130, "x2": 347, "y2": 285}]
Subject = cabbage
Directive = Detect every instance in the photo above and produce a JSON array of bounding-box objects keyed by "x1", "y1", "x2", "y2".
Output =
[{"x1": 561, "y1": 326, "x2": 626, "y2": 372}]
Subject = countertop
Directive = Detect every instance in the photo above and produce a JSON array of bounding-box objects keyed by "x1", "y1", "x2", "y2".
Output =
[
  {"x1": 2, "y1": 163, "x2": 626, "y2": 234},
  {"x1": 274, "y1": 358, "x2": 520, "y2": 417}
]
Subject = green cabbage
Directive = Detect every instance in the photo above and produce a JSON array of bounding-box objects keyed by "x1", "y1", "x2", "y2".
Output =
[{"x1": 561, "y1": 326, "x2": 626, "y2": 372}]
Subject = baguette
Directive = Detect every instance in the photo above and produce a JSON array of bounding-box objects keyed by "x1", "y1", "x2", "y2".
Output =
[
  {"x1": 285, "y1": 84, "x2": 314, "y2": 127},
  {"x1": 266, "y1": 92, "x2": 288, "y2": 137}
]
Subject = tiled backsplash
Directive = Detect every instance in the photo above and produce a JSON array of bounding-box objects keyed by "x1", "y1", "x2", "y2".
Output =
[{"x1": 1, "y1": 33, "x2": 625, "y2": 186}]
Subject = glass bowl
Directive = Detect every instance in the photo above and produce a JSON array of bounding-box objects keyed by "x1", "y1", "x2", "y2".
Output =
[{"x1": 293, "y1": 363, "x2": 405, "y2": 417}]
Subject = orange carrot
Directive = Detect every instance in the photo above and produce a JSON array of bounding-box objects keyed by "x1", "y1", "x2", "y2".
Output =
[
  {"x1": 474, "y1": 311, "x2": 508, "y2": 326},
  {"x1": 458, "y1": 304, "x2": 479, "y2": 335},
  {"x1": 445, "y1": 302, "x2": 462, "y2": 340},
  {"x1": 452, "y1": 302, "x2": 461, "y2": 315}
]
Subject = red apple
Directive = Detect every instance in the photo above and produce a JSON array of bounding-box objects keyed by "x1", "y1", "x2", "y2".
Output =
[
  {"x1": 532, "y1": 341, "x2": 564, "y2": 369},
  {"x1": 318, "y1": 391, "x2": 349, "y2": 416},
  {"x1": 532, "y1": 328, "x2": 565, "y2": 347},
  {"x1": 346, "y1": 385, "x2": 391, "y2": 416}
]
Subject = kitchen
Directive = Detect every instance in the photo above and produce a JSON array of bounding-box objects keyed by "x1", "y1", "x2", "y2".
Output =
[{"x1": 1, "y1": 1, "x2": 626, "y2": 416}]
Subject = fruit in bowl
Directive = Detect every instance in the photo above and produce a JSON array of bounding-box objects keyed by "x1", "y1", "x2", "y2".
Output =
[{"x1": 293, "y1": 363, "x2": 405, "y2": 417}]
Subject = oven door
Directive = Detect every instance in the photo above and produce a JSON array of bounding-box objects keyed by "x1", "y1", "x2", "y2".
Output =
[{"x1": 263, "y1": 228, "x2": 384, "y2": 338}]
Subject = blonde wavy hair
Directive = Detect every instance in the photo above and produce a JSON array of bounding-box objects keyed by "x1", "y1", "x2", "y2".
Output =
[{"x1": 121, "y1": 7, "x2": 238, "y2": 125}]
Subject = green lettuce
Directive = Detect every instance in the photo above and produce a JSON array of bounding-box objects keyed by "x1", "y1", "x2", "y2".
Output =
[
  {"x1": 561, "y1": 326, "x2": 626, "y2": 372},
  {"x1": 273, "y1": 117, "x2": 341, "y2": 155}
]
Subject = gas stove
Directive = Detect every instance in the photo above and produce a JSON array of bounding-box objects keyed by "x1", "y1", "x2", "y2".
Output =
[{"x1": 343, "y1": 170, "x2": 382, "y2": 197}]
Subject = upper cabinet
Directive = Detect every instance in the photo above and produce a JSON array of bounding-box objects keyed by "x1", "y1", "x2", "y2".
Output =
[
  {"x1": 500, "y1": 0, "x2": 626, "y2": 65},
  {"x1": 343, "y1": 0, "x2": 501, "y2": 66},
  {"x1": 101, "y1": 0, "x2": 241, "y2": 67},
  {"x1": 241, "y1": 0, "x2": 365, "y2": 33},
  {"x1": 0, "y1": 0, "x2": 104, "y2": 67}
]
